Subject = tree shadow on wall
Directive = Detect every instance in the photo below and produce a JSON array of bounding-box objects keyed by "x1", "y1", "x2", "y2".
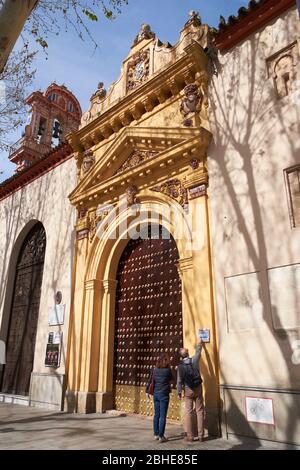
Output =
[{"x1": 209, "y1": 10, "x2": 300, "y2": 446}]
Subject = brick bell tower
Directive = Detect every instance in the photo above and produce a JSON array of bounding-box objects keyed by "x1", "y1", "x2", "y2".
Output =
[{"x1": 9, "y1": 83, "x2": 82, "y2": 172}]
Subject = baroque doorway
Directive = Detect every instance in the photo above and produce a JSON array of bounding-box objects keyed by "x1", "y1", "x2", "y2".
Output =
[
  {"x1": 113, "y1": 225, "x2": 183, "y2": 419},
  {"x1": 0, "y1": 223, "x2": 46, "y2": 396}
]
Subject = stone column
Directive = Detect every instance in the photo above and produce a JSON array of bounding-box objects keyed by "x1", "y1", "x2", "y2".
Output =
[
  {"x1": 76, "y1": 278, "x2": 103, "y2": 414},
  {"x1": 96, "y1": 279, "x2": 118, "y2": 413},
  {"x1": 187, "y1": 182, "x2": 221, "y2": 437}
]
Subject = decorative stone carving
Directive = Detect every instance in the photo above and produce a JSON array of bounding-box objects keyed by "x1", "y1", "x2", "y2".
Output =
[
  {"x1": 126, "y1": 185, "x2": 139, "y2": 206},
  {"x1": 82, "y1": 150, "x2": 95, "y2": 174},
  {"x1": 189, "y1": 159, "x2": 200, "y2": 170},
  {"x1": 115, "y1": 149, "x2": 158, "y2": 175},
  {"x1": 78, "y1": 207, "x2": 88, "y2": 219},
  {"x1": 267, "y1": 43, "x2": 298, "y2": 100},
  {"x1": 151, "y1": 179, "x2": 188, "y2": 208},
  {"x1": 88, "y1": 211, "x2": 101, "y2": 242},
  {"x1": 180, "y1": 83, "x2": 203, "y2": 118},
  {"x1": 127, "y1": 49, "x2": 150, "y2": 92},
  {"x1": 184, "y1": 10, "x2": 202, "y2": 28},
  {"x1": 132, "y1": 24, "x2": 155, "y2": 47}
]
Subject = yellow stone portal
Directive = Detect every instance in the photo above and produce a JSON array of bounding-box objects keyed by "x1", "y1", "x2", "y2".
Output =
[{"x1": 65, "y1": 18, "x2": 221, "y2": 436}]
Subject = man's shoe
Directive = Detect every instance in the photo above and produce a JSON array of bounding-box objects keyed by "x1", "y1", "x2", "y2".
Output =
[
  {"x1": 154, "y1": 435, "x2": 159, "y2": 441},
  {"x1": 159, "y1": 436, "x2": 168, "y2": 443}
]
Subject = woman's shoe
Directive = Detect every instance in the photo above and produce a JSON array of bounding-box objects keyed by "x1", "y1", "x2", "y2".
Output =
[{"x1": 159, "y1": 436, "x2": 168, "y2": 443}]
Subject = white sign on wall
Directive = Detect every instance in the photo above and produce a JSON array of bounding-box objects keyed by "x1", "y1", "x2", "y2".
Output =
[
  {"x1": 246, "y1": 397, "x2": 275, "y2": 425},
  {"x1": 48, "y1": 304, "x2": 65, "y2": 326}
]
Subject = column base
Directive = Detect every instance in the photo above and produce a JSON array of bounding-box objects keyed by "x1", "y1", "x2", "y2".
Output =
[
  {"x1": 64, "y1": 391, "x2": 96, "y2": 414},
  {"x1": 96, "y1": 391, "x2": 113, "y2": 413}
]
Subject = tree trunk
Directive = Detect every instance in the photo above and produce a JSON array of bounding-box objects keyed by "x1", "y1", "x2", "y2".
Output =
[{"x1": 0, "y1": 0, "x2": 38, "y2": 73}]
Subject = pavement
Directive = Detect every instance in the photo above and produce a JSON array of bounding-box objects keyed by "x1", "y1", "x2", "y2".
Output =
[{"x1": 0, "y1": 403, "x2": 297, "y2": 450}]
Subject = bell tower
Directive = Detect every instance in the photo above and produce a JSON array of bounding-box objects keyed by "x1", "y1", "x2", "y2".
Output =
[{"x1": 9, "y1": 83, "x2": 82, "y2": 172}]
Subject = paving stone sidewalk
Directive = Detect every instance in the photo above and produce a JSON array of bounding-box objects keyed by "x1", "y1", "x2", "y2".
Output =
[{"x1": 0, "y1": 403, "x2": 297, "y2": 450}]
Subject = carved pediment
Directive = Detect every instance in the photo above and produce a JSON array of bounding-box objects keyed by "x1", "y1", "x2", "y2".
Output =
[
  {"x1": 115, "y1": 149, "x2": 158, "y2": 175},
  {"x1": 69, "y1": 126, "x2": 211, "y2": 207}
]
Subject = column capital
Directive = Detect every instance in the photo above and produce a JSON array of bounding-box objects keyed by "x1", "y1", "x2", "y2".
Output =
[
  {"x1": 84, "y1": 279, "x2": 103, "y2": 291},
  {"x1": 177, "y1": 257, "x2": 193, "y2": 275},
  {"x1": 102, "y1": 279, "x2": 118, "y2": 294}
]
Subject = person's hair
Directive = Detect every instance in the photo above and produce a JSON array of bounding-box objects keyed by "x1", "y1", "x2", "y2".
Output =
[
  {"x1": 179, "y1": 347, "x2": 189, "y2": 359},
  {"x1": 156, "y1": 352, "x2": 170, "y2": 368}
]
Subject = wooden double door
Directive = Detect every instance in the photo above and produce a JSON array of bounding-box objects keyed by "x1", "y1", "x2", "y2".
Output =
[{"x1": 113, "y1": 225, "x2": 183, "y2": 418}]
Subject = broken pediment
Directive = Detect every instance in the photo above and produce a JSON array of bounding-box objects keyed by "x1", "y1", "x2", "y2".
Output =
[{"x1": 80, "y1": 13, "x2": 211, "y2": 128}]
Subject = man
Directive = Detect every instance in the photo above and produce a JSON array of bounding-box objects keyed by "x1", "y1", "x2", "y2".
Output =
[{"x1": 177, "y1": 338, "x2": 204, "y2": 442}]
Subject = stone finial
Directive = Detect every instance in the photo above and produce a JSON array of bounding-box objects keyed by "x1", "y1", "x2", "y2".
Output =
[
  {"x1": 91, "y1": 82, "x2": 107, "y2": 101},
  {"x1": 132, "y1": 23, "x2": 155, "y2": 47},
  {"x1": 185, "y1": 10, "x2": 202, "y2": 28}
]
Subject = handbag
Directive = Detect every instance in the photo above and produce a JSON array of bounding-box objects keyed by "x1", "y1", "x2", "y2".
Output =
[{"x1": 146, "y1": 368, "x2": 155, "y2": 395}]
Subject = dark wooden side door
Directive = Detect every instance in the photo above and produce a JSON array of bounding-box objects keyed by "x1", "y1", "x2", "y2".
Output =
[{"x1": 1, "y1": 223, "x2": 46, "y2": 396}]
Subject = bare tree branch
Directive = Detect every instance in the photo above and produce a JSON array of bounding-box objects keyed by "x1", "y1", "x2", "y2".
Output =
[{"x1": 0, "y1": 43, "x2": 36, "y2": 153}]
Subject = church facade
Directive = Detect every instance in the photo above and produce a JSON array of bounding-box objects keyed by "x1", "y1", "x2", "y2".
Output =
[{"x1": 0, "y1": 0, "x2": 299, "y2": 446}]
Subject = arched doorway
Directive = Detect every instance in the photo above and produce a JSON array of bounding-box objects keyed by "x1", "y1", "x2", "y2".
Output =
[
  {"x1": 0, "y1": 222, "x2": 46, "y2": 396},
  {"x1": 113, "y1": 225, "x2": 183, "y2": 419}
]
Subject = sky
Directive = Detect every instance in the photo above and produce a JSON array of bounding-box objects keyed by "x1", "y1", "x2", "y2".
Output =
[{"x1": 0, "y1": 0, "x2": 249, "y2": 183}]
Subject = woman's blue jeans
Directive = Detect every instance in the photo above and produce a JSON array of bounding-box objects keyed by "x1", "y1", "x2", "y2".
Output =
[{"x1": 153, "y1": 391, "x2": 170, "y2": 437}]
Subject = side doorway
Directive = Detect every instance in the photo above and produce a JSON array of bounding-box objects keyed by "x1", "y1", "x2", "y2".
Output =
[{"x1": 0, "y1": 222, "x2": 46, "y2": 396}]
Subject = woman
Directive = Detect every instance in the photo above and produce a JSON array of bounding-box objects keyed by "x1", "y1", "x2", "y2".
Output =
[{"x1": 147, "y1": 352, "x2": 173, "y2": 443}]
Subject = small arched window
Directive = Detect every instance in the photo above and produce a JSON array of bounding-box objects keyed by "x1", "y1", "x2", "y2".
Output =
[
  {"x1": 51, "y1": 119, "x2": 63, "y2": 147},
  {"x1": 48, "y1": 92, "x2": 57, "y2": 102},
  {"x1": 68, "y1": 102, "x2": 75, "y2": 113}
]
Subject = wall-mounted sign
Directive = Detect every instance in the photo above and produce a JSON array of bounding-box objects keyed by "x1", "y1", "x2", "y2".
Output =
[
  {"x1": 246, "y1": 396, "x2": 275, "y2": 425},
  {"x1": 48, "y1": 304, "x2": 65, "y2": 326},
  {"x1": 198, "y1": 328, "x2": 210, "y2": 343},
  {"x1": 45, "y1": 332, "x2": 62, "y2": 368}
]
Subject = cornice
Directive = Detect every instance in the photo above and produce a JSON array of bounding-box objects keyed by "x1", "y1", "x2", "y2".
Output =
[
  {"x1": 0, "y1": 143, "x2": 73, "y2": 202},
  {"x1": 214, "y1": 0, "x2": 295, "y2": 52}
]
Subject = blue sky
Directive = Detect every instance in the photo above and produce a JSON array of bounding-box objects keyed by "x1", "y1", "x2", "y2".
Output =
[{"x1": 0, "y1": 0, "x2": 249, "y2": 182}]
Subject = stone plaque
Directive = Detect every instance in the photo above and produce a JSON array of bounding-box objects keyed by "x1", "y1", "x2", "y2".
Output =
[
  {"x1": 225, "y1": 272, "x2": 264, "y2": 332},
  {"x1": 268, "y1": 263, "x2": 300, "y2": 330}
]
